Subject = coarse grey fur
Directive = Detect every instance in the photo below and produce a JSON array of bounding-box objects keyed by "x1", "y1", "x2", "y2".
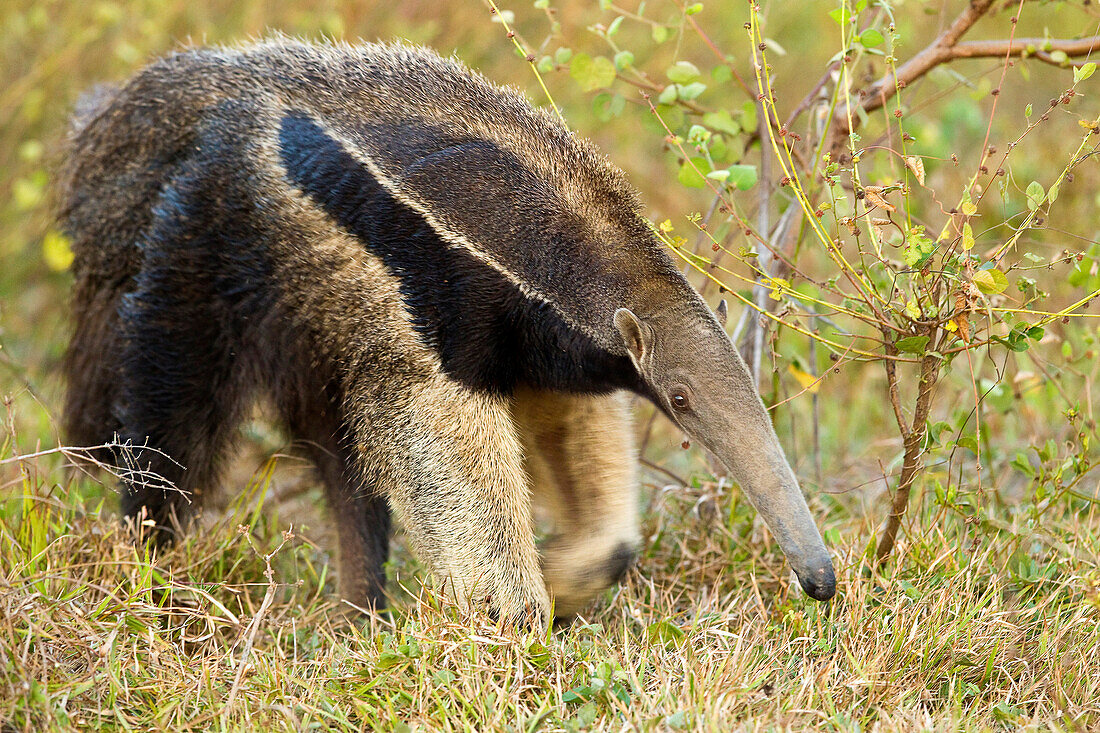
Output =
[{"x1": 59, "y1": 37, "x2": 835, "y2": 626}]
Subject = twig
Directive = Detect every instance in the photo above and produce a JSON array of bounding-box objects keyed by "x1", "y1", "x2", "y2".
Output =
[
  {"x1": 640, "y1": 458, "x2": 687, "y2": 487},
  {"x1": 223, "y1": 527, "x2": 293, "y2": 714},
  {"x1": 876, "y1": 346, "x2": 941, "y2": 562}
]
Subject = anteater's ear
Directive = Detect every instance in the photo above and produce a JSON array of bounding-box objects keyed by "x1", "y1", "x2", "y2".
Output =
[
  {"x1": 715, "y1": 299, "x2": 728, "y2": 329},
  {"x1": 614, "y1": 308, "x2": 653, "y2": 367}
]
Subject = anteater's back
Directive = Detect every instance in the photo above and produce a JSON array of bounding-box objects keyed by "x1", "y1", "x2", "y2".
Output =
[
  {"x1": 60, "y1": 38, "x2": 644, "y2": 286},
  {"x1": 60, "y1": 38, "x2": 686, "y2": 450}
]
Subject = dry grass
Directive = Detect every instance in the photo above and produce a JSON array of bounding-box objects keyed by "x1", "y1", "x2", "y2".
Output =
[
  {"x1": 3, "y1": 0, "x2": 1100, "y2": 730},
  {"x1": 2, "y1": 445, "x2": 1098, "y2": 732}
]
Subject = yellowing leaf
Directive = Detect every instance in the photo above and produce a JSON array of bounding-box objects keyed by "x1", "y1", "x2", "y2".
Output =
[
  {"x1": 904, "y1": 156, "x2": 925, "y2": 186},
  {"x1": 961, "y1": 201, "x2": 977, "y2": 216},
  {"x1": 962, "y1": 222, "x2": 974, "y2": 251},
  {"x1": 42, "y1": 230, "x2": 74, "y2": 272},
  {"x1": 787, "y1": 364, "x2": 820, "y2": 393},
  {"x1": 972, "y1": 268, "x2": 1008, "y2": 295}
]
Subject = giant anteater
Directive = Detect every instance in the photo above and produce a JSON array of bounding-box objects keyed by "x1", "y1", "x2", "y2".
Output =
[{"x1": 59, "y1": 38, "x2": 835, "y2": 624}]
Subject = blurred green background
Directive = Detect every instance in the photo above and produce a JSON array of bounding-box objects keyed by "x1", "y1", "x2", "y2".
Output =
[{"x1": 2, "y1": 0, "x2": 1098, "y2": 498}]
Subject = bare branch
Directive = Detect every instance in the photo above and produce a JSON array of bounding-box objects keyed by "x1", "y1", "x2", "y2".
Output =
[
  {"x1": 859, "y1": 0, "x2": 1099, "y2": 117},
  {"x1": 859, "y1": 0, "x2": 995, "y2": 115}
]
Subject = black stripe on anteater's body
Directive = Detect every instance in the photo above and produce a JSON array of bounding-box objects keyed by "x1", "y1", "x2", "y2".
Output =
[{"x1": 61, "y1": 39, "x2": 835, "y2": 624}]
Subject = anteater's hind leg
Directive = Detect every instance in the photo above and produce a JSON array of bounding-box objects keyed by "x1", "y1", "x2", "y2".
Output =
[
  {"x1": 63, "y1": 283, "x2": 127, "y2": 464},
  {"x1": 114, "y1": 285, "x2": 256, "y2": 544},
  {"x1": 111, "y1": 167, "x2": 263, "y2": 545},
  {"x1": 283, "y1": 386, "x2": 391, "y2": 613},
  {"x1": 512, "y1": 387, "x2": 641, "y2": 619}
]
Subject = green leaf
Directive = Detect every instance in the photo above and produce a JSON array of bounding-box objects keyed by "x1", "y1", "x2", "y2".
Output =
[
  {"x1": 677, "y1": 82, "x2": 707, "y2": 100},
  {"x1": 687, "y1": 124, "x2": 710, "y2": 144},
  {"x1": 658, "y1": 84, "x2": 679, "y2": 105},
  {"x1": 1025, "y1": 103, "x2": 1033, "y2": 118},
  {"x1": 18, "y1": 140, "x2": 43, "y2": 162},
  {"x1": 666, "y1": 711, "x2": 692, "y2": 730},
  {"x1": 652, "y1": 24, "x2": 670, "y2": 44},
  {"x1": 606, "y1": 16, "x2": 623, "y2": 36},
  {"x1": 727, "y1": 164, "x2": 758, "y2": 190},
  {"x1": 1075, "y1": 61, "x2": 1097, "y2": 83},
  {"x1": 573, "y1": 702, "x2": 597, "y2": 725},
  {"x1": 702, "y1": 109, "x2": 740, "y2": 136},
  {"x1": 570, "y1": 53, "x2": 617, "y2": 92},
  {"x1": 1026, "y1": 180, "x2": 1045, "y2": 211},
  {"x1": 647, "y1": 619, "x2": 686, "y2": 646},
  {"x1": 956, "y1": 435, "x2": 980, "y2": 454},
  {"x1": 859, "y1": 29, "x2": 884, "y2": 47},
  {"x1": 685, "y1": 3, "x2": 703, "y2": 15},
  {"x1": 526, "y1": 641, "x2": 551, "y2": 667},
  {"x1": 613, "y1": 50, "x2": 634, "y2": 70},
  {"x1": 13, "y1": 175, "x2": 45, "y2": 211},
  {"x1": 973, "y1": 268, "x2": 1008, "y2": 295},
  {"x1": 1047, "y1": 181, "x2": 1060, "y2": 204},
  {"x1": 896, "y1": 335, "x2": 930, "y2": 354},
  {"x1": 376, "y1": 651, "x2": 407, "y2": 669},
  {"x1": 593, "y1": 92, "x2": 625, "y2": 122},
  {"x1": 667, "y1": 61, "x2": 701, "y2": 83},
  {"x1": 678, "y1": 157, "x2": 709, "y2": 188},
  {"x1": 554, "y1": 47, "x2": 573, "y2": 64},
  {"x1": 740, "y1": 100, "x2": 758, "y2": 133},
  {"x1": 828, "y1": 6, "x2": 851, "y2": 25}
]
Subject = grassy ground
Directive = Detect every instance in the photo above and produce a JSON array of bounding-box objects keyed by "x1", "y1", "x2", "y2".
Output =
[{"x1": 2, "y1": 441, "x2": 1098, "y2": 731}]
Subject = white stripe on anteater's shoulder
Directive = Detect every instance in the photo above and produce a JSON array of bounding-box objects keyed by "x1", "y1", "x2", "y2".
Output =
[
  {"x1": 274, "y1": 112, "x2": 585, "y2": 335},
  {"x1": 227, "y1": 36, "x2": 698, "y2": 352}
]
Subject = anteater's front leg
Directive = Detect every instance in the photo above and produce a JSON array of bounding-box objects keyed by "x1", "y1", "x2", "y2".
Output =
[{"x1": 348, "y1": 376, "x2": 550, "y2": 627}]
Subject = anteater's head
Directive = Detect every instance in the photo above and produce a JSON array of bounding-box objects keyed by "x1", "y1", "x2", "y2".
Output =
[{"x1": 614, "y1": 302, "x2": 836, "y2": 601}]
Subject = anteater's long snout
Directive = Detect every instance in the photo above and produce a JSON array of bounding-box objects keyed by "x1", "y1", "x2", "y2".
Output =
[
  {"x1": 792, "y1": 552, "x2": 836, "y2": 601},
  {"x1": 714, "y1": 434, "x2": 837, "y2": 602}
]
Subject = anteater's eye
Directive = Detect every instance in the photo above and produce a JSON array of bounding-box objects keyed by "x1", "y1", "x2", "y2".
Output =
[{"x1": 670, "y1": 388, "x2": 691, "y2": 411}]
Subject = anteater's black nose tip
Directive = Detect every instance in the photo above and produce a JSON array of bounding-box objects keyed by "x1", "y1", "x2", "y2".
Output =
[{"x1": 798, "y1": 564, "x2": 837, "y2": 602}]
